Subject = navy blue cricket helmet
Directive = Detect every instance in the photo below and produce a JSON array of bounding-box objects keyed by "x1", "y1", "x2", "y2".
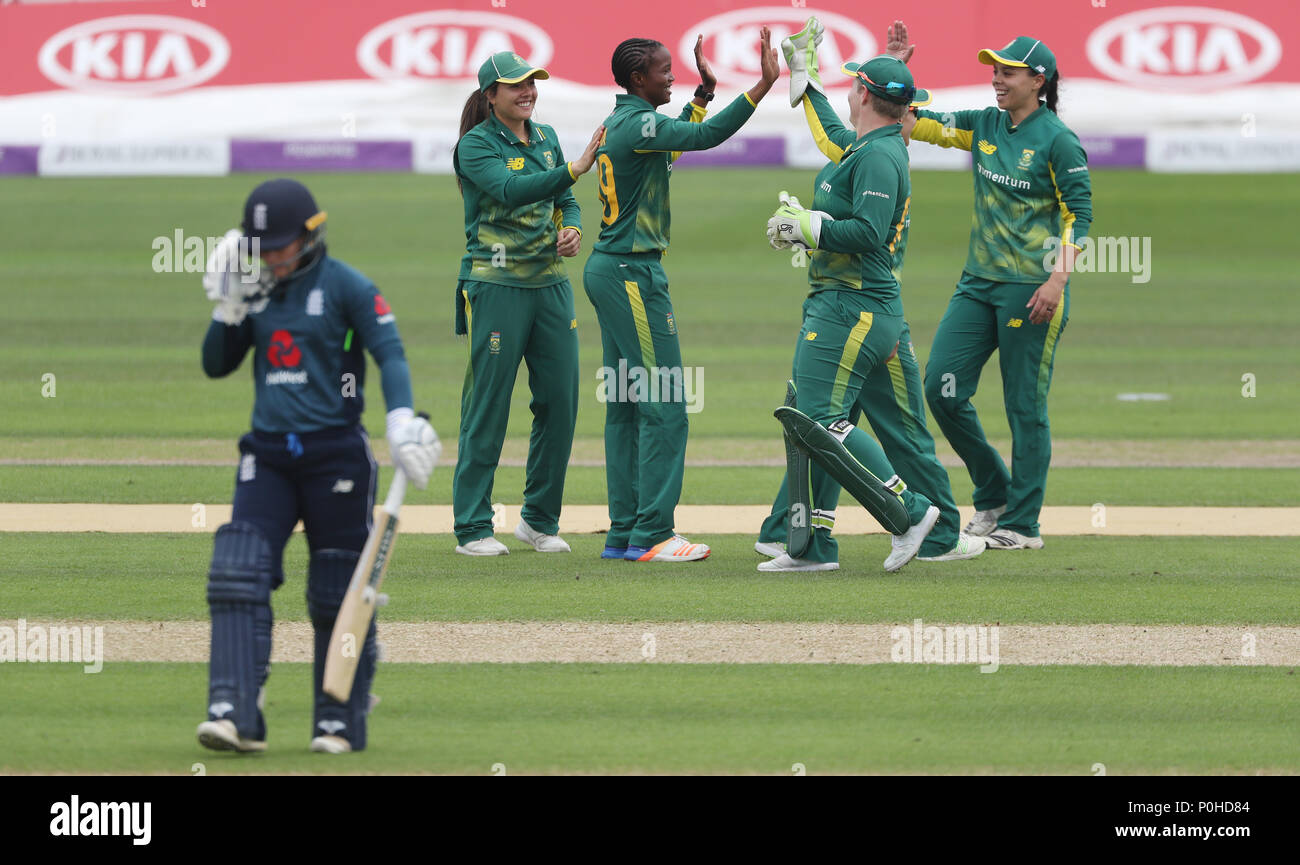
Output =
[{"x1": 241, "y1": 178, "x2": 327, "y2": 294}]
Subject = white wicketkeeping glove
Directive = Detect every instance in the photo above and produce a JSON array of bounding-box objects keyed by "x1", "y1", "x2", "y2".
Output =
[
  {"x1": 767, "y1": 191, "x2": 831, "y2": 251},
  {"x1": 203, "y1": 229, "x2": 261, "y2": 325},
  {"x1": 782, "y1": 16, "x2": 825, "y2": 108},
  {"x1": 387, "y1": 409, "x2": 441, "y2": 490}
]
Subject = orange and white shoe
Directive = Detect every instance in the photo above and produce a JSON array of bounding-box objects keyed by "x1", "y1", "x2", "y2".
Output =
[{"x1": 625, "y1": 535, "x2": 711, "y2": 562}]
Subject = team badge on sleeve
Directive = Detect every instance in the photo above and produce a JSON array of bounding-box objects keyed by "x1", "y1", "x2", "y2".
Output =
[{"x1": 489, "y1": 331, "x2": 502, "y2": 354}]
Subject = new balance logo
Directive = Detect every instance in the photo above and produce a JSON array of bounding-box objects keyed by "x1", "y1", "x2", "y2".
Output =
[
  {"x1": 332, "y1": 479, "x2": 354, "y2": 494},
  {"x1": 317, "y1": 720, "x2": 346, "y2": 735},
  {"x1": 209, "y1": 701, "x2": 234, "y2": 718}
]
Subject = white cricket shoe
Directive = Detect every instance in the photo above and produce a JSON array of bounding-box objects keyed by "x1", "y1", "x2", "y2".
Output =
[
  {"x1": 754, "y1": 541, "x2": 785, "y2": 558},
  {"x1": 627, "y1": 535, "x2": 710, "y2": 562},
  {"x1": 196, "y1": 720, "x2": 266, "y2": 753},
  {"x1": 984, "y1": 529, "x2": 1045, "y2": 550},
  {"x1": 963, "y1": 505, "x2": 1006, "y2": 537},
  {"x1": 917, "y1": 532, "x2": 988, "y2": 562},
  {"x1": 757, "y1": 553, "x2": 839, "y2": 572},
  {"x1": 883, "y1": 505, "x2": 941, "y2": 573},
  {"x1": 455, "y1": 536, "x2": 510, "y2": 556},
  {"x1": 514, "y1": 520, "x2": 571, "y2": 553},
  {"x1": 310, "y1": 735, "x2": 352, "y2": 754}
]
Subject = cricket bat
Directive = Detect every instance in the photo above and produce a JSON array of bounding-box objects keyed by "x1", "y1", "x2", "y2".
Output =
[{"x1": 323, "y1": 467, "x2": 408, "y2": 702}]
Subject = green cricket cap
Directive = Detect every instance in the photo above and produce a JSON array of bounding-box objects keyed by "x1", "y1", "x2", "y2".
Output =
[
  {"x1": 477, "y1": 51, "x2": 549, "y2": 92},
  {"x1": 840, "y1": 56, "x2": 930, "y2": 106},
  {"x1": 978, "y1": 36, "x2": 1056, "y2": 80}
]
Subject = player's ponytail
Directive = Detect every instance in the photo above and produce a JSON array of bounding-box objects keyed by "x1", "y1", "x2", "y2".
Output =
[
  {"x1": 1041, "y1": 71, "x2": 1061, "y2": 114},
  {"x1": 458, "y1": 87, "x2": 492, "y2": 141},
  {"x1": 454, "y1": 86, "x2": 494, "y2": 194}
]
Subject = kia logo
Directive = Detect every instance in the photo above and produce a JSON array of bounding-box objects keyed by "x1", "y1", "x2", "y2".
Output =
[
  {"x1": 357, "y1": 10, "x2": 553, "y2": 80},
  {"x1": 1086, "y1": 6, "x2": 1281, "y2": 91},
  {"x1": 681, "y1": 6, "x2": 875, "y2": 89},
  {"x1": 38, "y1": 15, "x2": 229, "y2": 95}
]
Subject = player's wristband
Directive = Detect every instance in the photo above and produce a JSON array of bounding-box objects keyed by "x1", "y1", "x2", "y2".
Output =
[{"x1": 694, "y1": 85, "x2": 715, "y2": 102}]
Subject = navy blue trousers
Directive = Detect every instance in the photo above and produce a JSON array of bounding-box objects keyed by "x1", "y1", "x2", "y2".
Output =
[{"x1": 232, "y1": 425, "x2": 379, "y2": 578}]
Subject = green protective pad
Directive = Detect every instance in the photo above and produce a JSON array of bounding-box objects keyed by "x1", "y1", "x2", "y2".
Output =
[
  {"x1": 782, "y1": 381, "x2": 812, "y2": 558},
  {"x1": 773, "y1": 406, "x2": 910, "y2": 535}
]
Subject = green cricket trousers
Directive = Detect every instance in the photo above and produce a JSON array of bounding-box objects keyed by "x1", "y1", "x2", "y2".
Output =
[
  {"x1": 582, "y1": 250, "x2": 687, "y2": 549},
  {"x1": 760, "y1": 319, "x2": 961, "y2": 558},
  {"x1": 770, "y1": 290, "x2": 934, "y2": 564},
  {"x1": 452, "y1": 279, "x2": 579, "y2": 544},
  {"x1": 924, "y1": 272, "x2": 1069, "y2": 537}
]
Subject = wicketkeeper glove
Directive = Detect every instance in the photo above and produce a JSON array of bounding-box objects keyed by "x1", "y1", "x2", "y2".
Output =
[
  {"x1": 202, "y1": 229, "x2": 263, "y2": 325},
  {"x1": 782, "y1": 16, "x2": 825, "y2": 108},
  {"x1": 387, "y1": 408, "x2": 441, "y2": 490},
  {"x1": 767, "y1": 191, "x2": 831, "y2": 252}
]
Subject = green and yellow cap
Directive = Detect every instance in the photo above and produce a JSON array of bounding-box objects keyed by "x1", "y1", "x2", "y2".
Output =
[
  {"x1": 978, "y1": 36, "x2": 1056, "y2": 80},
  {"x1": 841, "y1": 56, "x2": 931, "y2": 107},
  {"x1": 477, "y1": 51, "x2": 549, "y2": 92}
]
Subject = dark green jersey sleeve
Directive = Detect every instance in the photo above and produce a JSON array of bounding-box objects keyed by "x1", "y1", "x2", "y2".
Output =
[
  {"x1": 1048, "y1": 130, "x2": 1093, "y2": 247},
  {"x1": 456, "y1": 132, "x2": 577, "y2": 209},
  {"x1": 628, "y1": 93, "x2": 755, "y2": 153},
  {"x1": 912, "y1": 107, "x2": 987, "y2": 151},
  {"x1": 201, "y1": 319, "x2": 252, "y2": 378},
  {"x1": 801, "y1": 89, "x2": 856, "y2": 163},
  {"x1": 551, "y1": 139, "x2": 582, "y2": 232},
  {"x1": 818, "y1": 152, "x2": 898, "y2": 253}
]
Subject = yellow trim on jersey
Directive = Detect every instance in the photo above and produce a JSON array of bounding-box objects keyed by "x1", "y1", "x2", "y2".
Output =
[
  {"x1": 743, "y1": 93, "x2": 756, "y2": 108},
  {"x1": 802, "y1": 93, "x2": 846, "y2": 164},
  {"x1": 831, "y1": 312, "x2": 873, "y2": 414},
  {"x1": 688, "y1": 101, "x2": 708, "y2": 122},
  {"x1": 561, "y1": 225, "x2": 581, "y2": 236},
  {"x1": 1049, "y1": 164, "x2": 1076, "y2": 247},
  {"x1": 888, "y1": 196, "x2": 911, "y2": 254},
  {"x1": 566, "y1": 161, "x2": 578, "y2": 181},
  {"x1": 912, "y1": 117, "x2": 973, "y2": 152},
  {"x1": 625, "y1": 281, "x2": 657, "y2": 369}
]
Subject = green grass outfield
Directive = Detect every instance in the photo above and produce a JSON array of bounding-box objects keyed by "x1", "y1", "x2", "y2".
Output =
[
  {"x1": 4, "y1": 464, "x2": 1299, "y2": 506},
  {"x1": 1, "y1": 170, "x2": 1297, "y2": 446},
  {"x1": 3, "y1": 534, "x2": 1296, "y2": 624},
  {"x1": 3, "y1": 664, "x2": 1296, "y2": 775},
  {"x1": 2, "y1": 170, "x2": 1296, "y2": 775}
]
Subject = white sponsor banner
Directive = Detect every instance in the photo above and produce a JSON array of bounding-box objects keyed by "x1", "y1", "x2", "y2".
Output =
[
  {"x1": 1146, "y1": 130, "x2": 1300, "y2": 173},
  {"x1": 38, "y1": 140, "x2": 229, "y2": 176}
]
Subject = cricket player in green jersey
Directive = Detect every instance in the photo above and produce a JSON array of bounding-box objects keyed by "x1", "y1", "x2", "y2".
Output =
[
  {"x1": 907, "y1": 32, "x2": 1093, "y2": 550},
  {"x1": 451, "y1": 51, "x2": 604, "y2": 557},
  {"x1": 756, "y1": 19, "x2": 986, "y2": 570},
  {"x1": 584, "y1": 30, "x2": 780, "y2": 563},
  {"x1": 764, "y1": 54, "x2": 949, "y2": 573}
]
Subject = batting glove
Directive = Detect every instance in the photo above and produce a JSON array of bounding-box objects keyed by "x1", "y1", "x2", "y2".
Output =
[
  {"x1": 203, "y1": 229, "x2": 261, "y2": 325},
  {"x1": 387, "y1": 408, "x2": 441, "y2": 490},
  {"x1": 767, "y1": 191, "x2": 830, "y2": 251},
  {"x1": 782, "y1": 16, "x2": 825, "y2": 108}
]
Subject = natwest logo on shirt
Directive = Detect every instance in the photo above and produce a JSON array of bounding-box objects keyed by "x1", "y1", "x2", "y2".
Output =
[
  {"x1": 1086, "y1": 6, "x2": 1282, "y2": 91},
  {"x1": 374, "y1": 294, "x2": 395, "y2": 324},
  {"x1": 356, "y1": 10, "x2": 553, "y2": 80},
  {"x1": 267, "y1": 330, "x2": 302, "y2": 368},
  {"x1": 681, "y1": 7, "x2": 875, "y2": 90},
  {"x1": 37, "y1": 15, "x2": 230, "y2": 95}
]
